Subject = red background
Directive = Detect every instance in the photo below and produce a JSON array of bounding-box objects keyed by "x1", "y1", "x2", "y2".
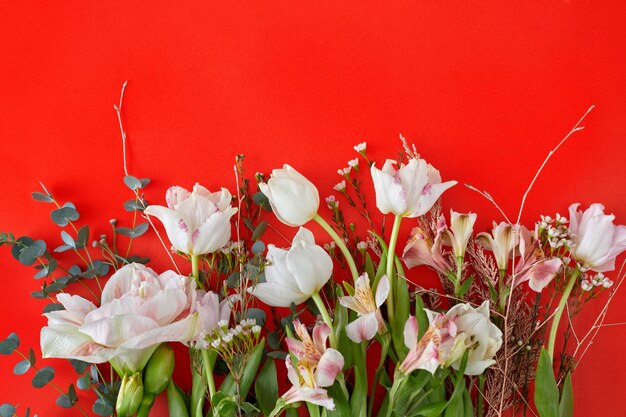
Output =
[{"x1": 1, "y1": 1, "x2": 625, "y2": 416}]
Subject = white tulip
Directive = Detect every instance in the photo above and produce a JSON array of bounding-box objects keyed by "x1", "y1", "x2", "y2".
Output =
[
  {"x1": 259, "y1": 165, "x2": 320, "y2": 226},
  {"x1": 370, "y1": 158, "x2": 456, "y2": 218},
  {"x1": 568, "y1": 203, "x2": 626, "y2": 272},
  {"x1": 249, "y1": 227, "x2": 332, "y2": 307},
  {"x1": 145, "y1": 184, "x2": 237, "y2": 255}
]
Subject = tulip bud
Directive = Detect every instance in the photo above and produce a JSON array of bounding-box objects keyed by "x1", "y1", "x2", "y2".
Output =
[
  {"x1": 259, "y1": 165, "x2": 320, "y2": 227},
  {"x1": 143, "y1": 343, "x2": 175, "y2": 396},
  {"x1": 116, "y1": 372, "x2": 144, "y2": 417}
]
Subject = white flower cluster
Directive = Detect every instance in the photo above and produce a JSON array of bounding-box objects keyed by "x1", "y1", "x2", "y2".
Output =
[
  {"x1": 353, "y1": 142, "x2": 367, "y2": 153},
  {"x1": 207, "y1": 318, "x2": 261, "y2": 357},
  {"x1": 333, "y1": 180, "x2": 346, "y2": 192},
  {"x1": 581, "y1": 272, "x2": 614, "y2": 291},
  {"x1": 538, "y1": 214, "x2": 574, "y2": 249},
  {"x1": 220, "y1": 240, "x2": 244, "y2": 255}
]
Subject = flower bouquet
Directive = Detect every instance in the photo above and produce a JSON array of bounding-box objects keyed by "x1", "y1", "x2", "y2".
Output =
[{"x1": 0, "y1": 92, "x2": 624, "y2": 417}]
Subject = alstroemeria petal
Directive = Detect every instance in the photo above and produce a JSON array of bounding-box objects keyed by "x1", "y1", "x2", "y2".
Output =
[
  {"x1": 403, "y1": 315, "x2": 419, "y2": 350},
  {"x1": 346, "y1": 313, "x2": 378, "y2": 343},
  {"x1": 316, "y1": 348, "x2": 344, "y2": 387},
  {"x1": 375, "y1": 275, "x2": 390, "y2": 308}
]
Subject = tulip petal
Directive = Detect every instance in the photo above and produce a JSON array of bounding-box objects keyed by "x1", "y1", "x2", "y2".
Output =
[
  {"x1": 248, "y1": 282, "x2": 309, "y2": 307},
  {"x1": 371, "y1": 161, "x2": 407, "y2": 215},
  {"x1": 144, "y1": 205, "x2": 190, "y2": 253},
  {"x1": 193, "y1": 207, "x2": 236, "y2": 254},
  {"x1": 286, "y1": 229, "x2": 333, "y2": 296}
]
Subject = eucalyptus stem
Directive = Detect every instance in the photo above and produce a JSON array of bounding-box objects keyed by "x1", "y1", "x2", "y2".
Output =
[
  {"x1": 547, "y1": 268, "x2": 581, "y2": 360},
  {"x1": 311, "y1": 292, "x2": 338, "y2": 348},
  {"x1": 313, "y1": 214, "x2": 359, "y2": 281},
  {"x1": 386, "y1": 215, "x2": 403, "y2": 325}
]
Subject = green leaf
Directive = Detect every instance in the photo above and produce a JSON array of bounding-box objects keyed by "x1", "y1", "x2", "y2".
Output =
[
  {"x1": 219, "y1": 338, "x2": 265, "y2": 398},
  {"x1": 76, "y1": 225, "x2": 90, "y2": 249},
  {"x1": 326, "y1": 381, "x2": 351, "y2": 417},
  {"x1": 457, "y1": 275, "x2": 475, "y2": 298},
  {"x1": 534, "y1": 348, "x2": 559, "y2": 417},
  {"x1": 123, "y1": 175, "x2": 143, "y2": 190},
  {"x1": 255, "y1": 359, "x2": 279, "y2": 417},
  {"x1": 252, "y1": 220, "x2": 268, "y2": 241},
  {"x1": 559, "y1": 372, "x2": 574, "y2": 417},
  {"x1": 56, "y1": 393, "x2": 74, "y2": 408},
  {"x1": 13, "y1": 359, "x2": 31, "y2": 375},
  {"x1": 32, "y1": 366, "x2": 55, "y2": 388},
  {"x1": 92, "y1": 398, "x2": 114, "y2": 416},
  {"x1": 252, "y1": 240, "x2": 266, "y2": 255},
  {"x1": 70, "y1": 359, "x2": 90, "y2": 374},
  {"x1": 210, "y1": 392, "x2": 238, "y2": 417},
  {"x1": 61, "y1": 231, "x2": 76, "y2": 249},
  {"x1": 0, "y1": 404, "x2": 16, "y2": 417},
  {"x1": 245, "y1": 308, "x2": 266, "y2": 326},
  {"x1": 32, "y1": 191, "x2": 53, "y2": 203},
  {"x1": 414, "y1": 294, "x2": 429, "y2": 340},
  {"x1": 44, "y1": 303, "x2": 65, "y2": 313},
  {"x1": 0, "y1": 333, "x2": 20, "y2": 355},
  {"x1": 51, "y1": 206, "x2": 79, "y2": 226},
  {"x1": 252, "y1": 191, "x2": 271, "y2": 211},
  {"x1": 414, "y1": 401, "x2": 448, "y2": 417}
]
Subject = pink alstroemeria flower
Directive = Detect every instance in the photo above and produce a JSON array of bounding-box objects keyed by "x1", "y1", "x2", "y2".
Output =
[
  {"x1": 370, "y1": 157, "x2": 457, "y2": 218},
  {"x1": 41, "y1": 263, "x2": 199, "y2": 374},
  {"x1": 568, "y1": 203, "x2": 626, "y2": 272},
  {"x1": 402, "y1": 216, "x2": 452, "y2": 274},
  {"x1": 282, "y1": 321, "x2": 344, "y2": 410},
  {"x1": 145, "y1": 184, "x2": 237, "y2": 256},
  {"x1": 399, "y1": 313, "x2": 460, "y2": 375},
  {"x1": 513, "y1": 228, "x2": 562, "y2": 292},
  {"x1": 339, "y1": 273, "x2": 389, "y2": 343}
]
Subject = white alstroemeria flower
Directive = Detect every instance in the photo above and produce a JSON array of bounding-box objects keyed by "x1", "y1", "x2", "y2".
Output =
[
  {"x1": 477, "y1": 222, "x2": 519, "y2": 271},
  {"x1": 145, "y1": 184, "x2": 237, "y2": 255},
  {"x1": 41, "y1": 264, "x2": 198, "y2": 374},
  {"x1": 249, "y1": 227, "x2": 332, "y2": 307},
  {"x1": 370, "y1": 157, "x2": 457, "y2": 218},
  {"x1": 446, "y1": 301, "x2": 502, "y2": 375},
  {"x1": 282, "y1": 321, "x2": 344, "y2": 410},
  {"x1": 259, "y1": 165, "x2": 320, "y2": 227},
  {"x1": 445, "y1": 210, "x2": 477, "y2": 259},
  {"x1": 339, "y1": 273, "x2": 389, "y2": 343},
  {"x1": 568, "y1": 203, "x2": 626, "y2": 272}
]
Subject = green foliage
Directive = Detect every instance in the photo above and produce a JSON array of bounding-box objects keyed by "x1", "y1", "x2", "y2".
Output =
[
  {"x1": 32, "y1": 366, "x2": 55, "y2": 388},
  {"x1": 534, "y1": 349, "x2": 559, "y2": 417},
  {"x1": 559, "y1": 373, "x2": 574, "y2": 417},
  {"x1": 50, "y1": 203, "x2": 80, "y2": 227},
  {"x1": 255, "y1": 359, "x2": 278, "y2": 417},
  {"x1": 0, "y1": 404, "x2": 16, "y2": 417},
  {"x1": 0, "y1": 333, "x2": 20, "y2": 355},
  {"x1": 56, "y1": 384, "x2": 78, "y2": 408},
  {"x1": 219, "y1": 338, "x2": 266, "y2": 399}
]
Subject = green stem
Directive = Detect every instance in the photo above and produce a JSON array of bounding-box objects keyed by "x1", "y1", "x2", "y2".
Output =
[
  {"x1": 385, "y1": 372, "x2": 407, "y2": 417},
  {"x1": 313, "y1": 214, "x2": 359, "y2": 281},
  {"x1": 136, "y1": 394, "x2": 156, "y2": 417},
  {"x1": 547, "y1": 268, "x2": 581, "y2": 360},
  {"x1": 311, "y1": 292, "x2": 338, "y2": 348},
  {"x1": 453, "y1": 256, "x2": 463, "y2": 297},
  {"x1": 477, "y1": 374, "x2": 485, "y2": 417},
  {"x1": 202, "y1": 349, "x2": 217, "y2": 401},
  {"x1": 386, "y1": 215, "x2": 403, "y2": 325},
  {"x1": 191, "y1": 254, "x2": 201, "y2": 288}
]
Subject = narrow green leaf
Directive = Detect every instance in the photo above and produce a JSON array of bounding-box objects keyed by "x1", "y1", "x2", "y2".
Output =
[
  {"x1": 559, "y1": 372, "x2": 574, "y2": 417},
  {"x1": 534, "y1": 348, "x2": 559, "y2": 417},
  {"x1": 255, "y1": 359, "x2": 279, "y2": 417},
  {"x1": 32, "y1": 192, "x2": 53, "y2": 203},
  {"x1": 252, "y1": 220, "x2": 268, "y2": 241}
]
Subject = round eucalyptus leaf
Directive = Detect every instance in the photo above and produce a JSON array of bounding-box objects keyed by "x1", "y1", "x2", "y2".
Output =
[
  {"x1": 0, "y1": 404, "x2": 16, "y2": 417},
  {"x1": 56, "y1": 394, "x2": 73, "y2": 408},
  {"x1": 32, "y1": 366, "x2": 55, "y2": 388},
  {"x1": 92, "y1": 399, "x2": 114, "y2": 416},
  {"x1": 13, "y1": 359, "x2": 31, "y2": 375}
]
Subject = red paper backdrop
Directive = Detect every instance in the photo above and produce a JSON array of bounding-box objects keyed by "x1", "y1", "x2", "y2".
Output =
[{"x1": 1, "y1": 2, "x2": 625, "y2": 416}]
